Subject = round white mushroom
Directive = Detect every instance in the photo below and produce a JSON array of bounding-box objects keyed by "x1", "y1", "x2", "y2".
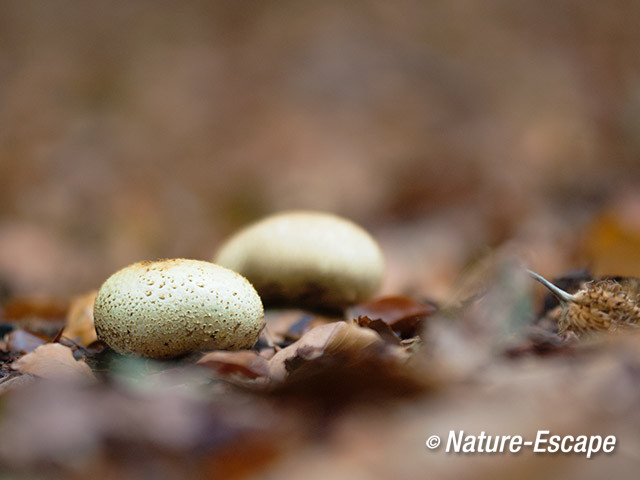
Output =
[
  {"x1": 93, "y1": 259, "x2": 264, "y2": 358},
  {"x1": 214, "y1": 211, "x2": 385, "y2": 310}
]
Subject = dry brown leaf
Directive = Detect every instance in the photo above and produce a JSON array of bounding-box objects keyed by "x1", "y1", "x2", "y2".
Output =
[
  {"x1": 197, "y1": 350, "x2": 270, "y2": 380},
  {"x1": 1, "y1": 297, "x2": 68, "y2": 338},
  {"x1": 348, "y1": 296, "x2": 437, "y2": 338},
  {"x1": 2, "y1": 297, "x2": 68, "y2": 322},
  {"x1": 262, "y1": 309, "x2": 336, "y2": 345},
  {"x1": 355, "y1": 317, "x2": 402, "y2": 345},
  {"x1": 62, "y1": 290, "x2": 98, "y2": 346},
  {"x1": 5, "y1": 329, "x2": 49, "y2": 353},
  {"x1": 0, "y1": 374, "x2": 37, "y2": 395},
  {"x1": 268, "y1": 322, "x2": 383, "y2": 382},
  {"x1": 267, "y1": 322, "x2": 429, "y2": 408},
  {"x1": 12, "y1": 343, "x2": 95, "y2": 382}
]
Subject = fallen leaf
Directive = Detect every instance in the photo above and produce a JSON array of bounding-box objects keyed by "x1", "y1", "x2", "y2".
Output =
[
  {"x1": 0, "y1": 374, "x2": 36, "y2": 395},
  {"x1": 281, "y1": 313, "x2": 328, "y2": 342},
  {"x1": 5, "y1": 329, "x2": 49, "y2": 353},
  {"x1": 262, "y1": 310, "x2": 334, "y2": 345},
  {"x1": 355, "y1": 317, "x2": 402, "y2": 345},
  {"x1": 62, "y1": 290, "x2": 98, "y2": 346},
  {"x1": 267, "y1": 322, "x2": 429, "y2": 408},
  {"x1": 84, "y1": 339, "x2": 109, "y2": 355},
  {"x1": 2, "y1": 297, "x2": 68, "y2": 322},
  {"x1": 197, "y1": 350, "x2": 270, "y2": 381},
  {"x1": 0, "y1": 297, "x2": 67, "y2": 339},
  {"x1": 268, "y1": 322, "x2": 383, "y2": 382},
  {"x1": 347, "y1": 296, "x2": 437, "y2": 338},
  {"x1": 0, "y1": 377, "x2": 288, "y2": 476},
  {"x1": 12, "y1": 343, "x2": 95, "y2": 382},
  {"x1": 269, "y1": 350, "x2": 430, "y2": 408}
]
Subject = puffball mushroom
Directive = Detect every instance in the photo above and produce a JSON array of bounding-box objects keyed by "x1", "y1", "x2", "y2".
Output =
[
  {"x1": 93, "y1": 259, "x2": 264, "y2": 358},
  {"x1": 214, "y1": 211, "x2": 385, "y2": 311}
]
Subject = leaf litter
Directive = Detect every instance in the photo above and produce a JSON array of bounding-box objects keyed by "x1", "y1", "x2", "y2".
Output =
[
  {"x1": 12, "y1": 343, "x2": 95, "y2": 382},
  {"x1": 2, "y1": 255, "x2": 640, "y2": 478}
]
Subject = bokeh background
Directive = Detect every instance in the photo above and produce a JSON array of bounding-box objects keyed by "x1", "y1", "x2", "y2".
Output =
[{"x1": 2, "y1": 0, "x2": 640, "y2": 300}]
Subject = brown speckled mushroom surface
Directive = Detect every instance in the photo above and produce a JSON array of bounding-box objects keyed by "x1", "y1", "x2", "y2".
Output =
[
  {"x1": 215, "y1": 211, "x2": 385, "y2": 311},
  {"x1": 93, "y1": 259, "x2": 264, "y2": 358}
]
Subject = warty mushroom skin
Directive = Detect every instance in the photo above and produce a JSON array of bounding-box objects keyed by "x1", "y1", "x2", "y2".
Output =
[{"x1": 93, "y1": 259, "x2": 264, "y2": 358}]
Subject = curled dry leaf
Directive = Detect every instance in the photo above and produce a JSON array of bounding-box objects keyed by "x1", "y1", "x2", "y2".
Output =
[
  {"x1": 197, "y1": 350, "x2": 270, "y2": 381},
  {"x1": 355, "y1": 317, "x2": 401, "y2": 345},
  {"x1": 262, "y1": 309, "x2": 336, "y2": 346},
  {"x1": 267, "y1": 322, "x2": 430, "y2": 408},
  {"x1": 12, "y1": 343, "x2": 95, "y2": 382},
  {"x1": 268, "y1": 322, "x2": 383, "y2": 382},
  {"x1": 63, "y1": 290, "x2": 98, "y2": 346},
  {"x1": 348, "y1": 296, "x2": 437, "y2": 338},
  {"x1": 262, "y1": 310, "x2": 307, "y2": 344},
  {"x1": 281, "y1": 313, "x2": 335, "y2": 343}
]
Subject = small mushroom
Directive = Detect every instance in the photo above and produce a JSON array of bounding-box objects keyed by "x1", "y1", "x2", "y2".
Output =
[
  {"x1": 93, "y1": 259, "x2": 264, "y2": 358},
  {"x1": 214, "y1": 211, "x2": 385, "y2": 311}
]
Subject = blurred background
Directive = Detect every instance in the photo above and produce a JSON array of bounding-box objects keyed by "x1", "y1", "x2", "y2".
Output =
[{"x1": 2, "y1": 0, "x2": 640, "y2": 300}]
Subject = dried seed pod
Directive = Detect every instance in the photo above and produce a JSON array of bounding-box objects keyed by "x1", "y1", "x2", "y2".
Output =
[{"x1": 527, "y1": 270, "x2": 640, "y2": 337}]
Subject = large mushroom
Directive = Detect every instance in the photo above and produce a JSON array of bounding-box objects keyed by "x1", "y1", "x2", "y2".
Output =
[{"x1": 93, "y1": 259, "x2": 264, "y2": 358}]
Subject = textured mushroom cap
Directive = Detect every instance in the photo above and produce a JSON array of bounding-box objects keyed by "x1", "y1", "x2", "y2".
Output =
[
  {"x1": 214, "y1": 211, "x2": 385, "y2": 310},
  {"x1": 93, "y1": 259, "x2": 264, "y2": 358}
]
